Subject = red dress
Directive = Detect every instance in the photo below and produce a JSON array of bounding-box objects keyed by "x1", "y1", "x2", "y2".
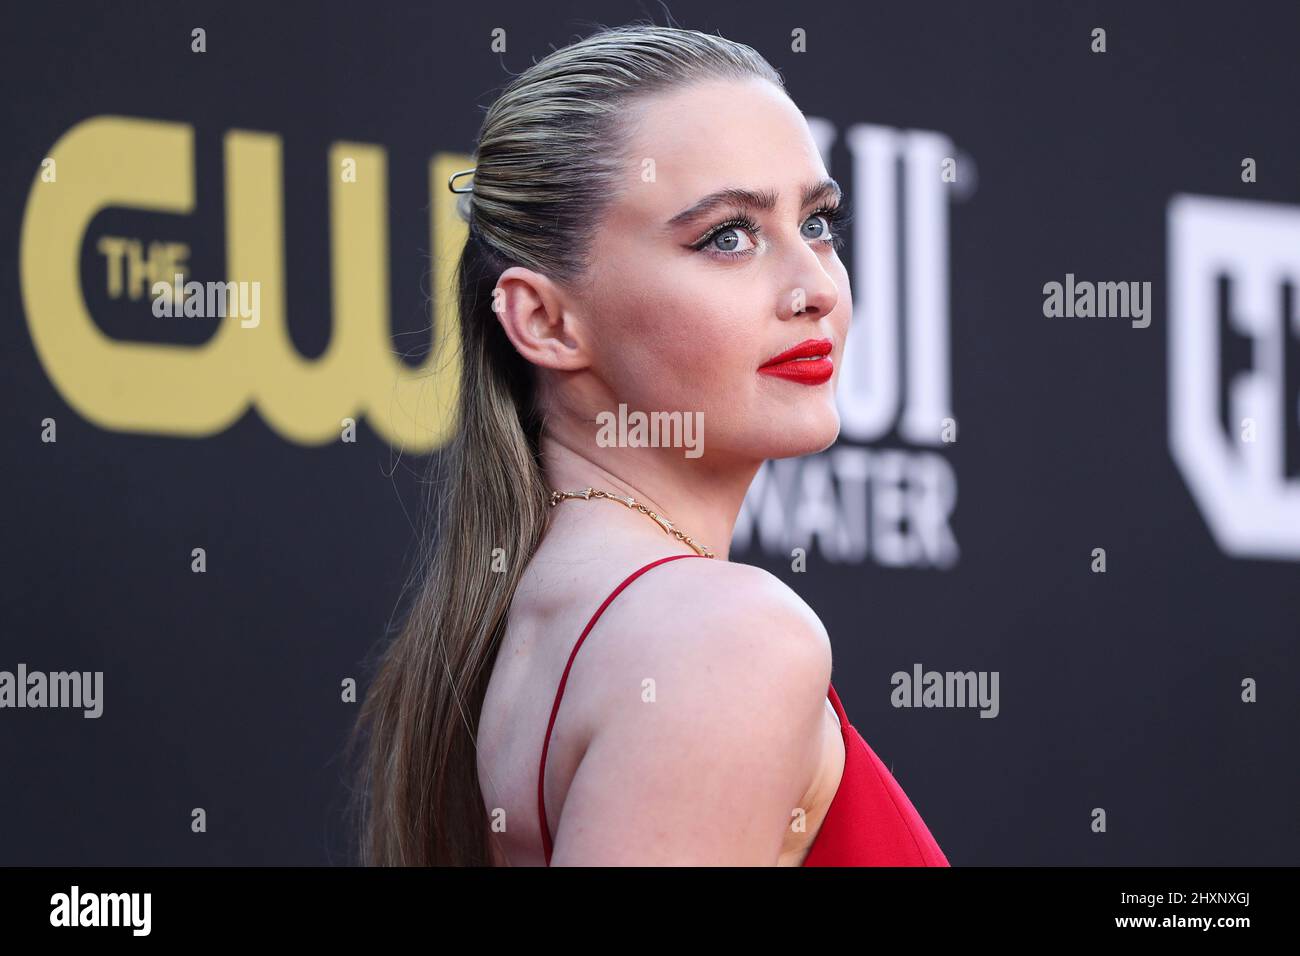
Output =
[{"x1": 537, "y1": 554, "x2": 950, "y2": 866}]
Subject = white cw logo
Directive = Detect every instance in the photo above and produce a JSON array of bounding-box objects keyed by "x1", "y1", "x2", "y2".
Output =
[
  {"x1": 1168, "y1": 194, "x2": 1300, "y2": 560},
  {"x1": 828, "y1": 124, "x2": 957, "y2": 444},
  {"x1": 736, "y1": 123, "x2": 963, "y2": 569}
]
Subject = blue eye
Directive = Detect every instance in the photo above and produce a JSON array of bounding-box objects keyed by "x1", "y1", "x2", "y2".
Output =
[
  {"x1": 693, "y1": 215, "x2": 762, "y2": 259},
  {"x1": 804, "y1": 204, "x2": 851, "y2": 250},
  {"x1": 692, "y1": 204, "x2": 850, "y2": 260}
]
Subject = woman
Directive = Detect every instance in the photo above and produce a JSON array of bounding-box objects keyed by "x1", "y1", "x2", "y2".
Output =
[{"x1": 350, "y1": 22, "x2": 949, "y2": 867}]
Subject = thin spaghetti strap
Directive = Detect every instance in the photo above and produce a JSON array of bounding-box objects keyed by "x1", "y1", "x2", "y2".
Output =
[{"x1": 537, "y1": 552, "x2": 707, "y2": 865}]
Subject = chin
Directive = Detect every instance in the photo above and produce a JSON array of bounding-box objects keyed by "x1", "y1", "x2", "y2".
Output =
[{"x1": 757, "y1": 405, "x2": 842, "y2": 459}]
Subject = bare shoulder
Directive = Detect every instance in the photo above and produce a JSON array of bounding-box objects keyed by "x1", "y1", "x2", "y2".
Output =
[
  {"x1": 622, "y1": 555, "x2": 827, "y2": 635},
  {"x1": 592, "y1": 556, "x2": 831, "y2": 688},
  {"x1": 548, "y1": 557, "x2": 833, "y2": 864}
]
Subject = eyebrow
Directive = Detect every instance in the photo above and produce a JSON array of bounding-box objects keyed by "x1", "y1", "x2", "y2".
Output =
[{"x1": 665, "y1": 177, "x2": 843, "y2": 231}]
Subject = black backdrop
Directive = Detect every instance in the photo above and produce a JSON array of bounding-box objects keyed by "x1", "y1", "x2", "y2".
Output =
[{"x1": 2, "y1": 0, "x2": 1297, "y2": 866}]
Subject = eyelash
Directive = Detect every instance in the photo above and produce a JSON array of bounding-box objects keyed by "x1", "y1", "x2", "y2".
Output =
[{"x1": 691, "y1": 203, "x2": 852, "y2": 260}]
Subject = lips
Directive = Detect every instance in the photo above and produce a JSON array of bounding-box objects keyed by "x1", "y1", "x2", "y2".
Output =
[{"x1": 758, "y1": 337, "x2": 834, "y2": 385}]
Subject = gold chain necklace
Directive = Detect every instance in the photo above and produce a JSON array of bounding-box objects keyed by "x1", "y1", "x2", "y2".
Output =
[{"x1": 547, "y1": 487, "x2": 716, "y2": 559}]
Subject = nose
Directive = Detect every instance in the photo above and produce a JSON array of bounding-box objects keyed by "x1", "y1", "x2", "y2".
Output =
[{"x1": 776, "y1": 246, "x2": 840, "y2": 321}]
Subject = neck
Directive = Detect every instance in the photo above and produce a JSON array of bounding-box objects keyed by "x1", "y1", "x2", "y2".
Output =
[{"x1": 538, "y1": 431, "x2": 761, "y2": 562}]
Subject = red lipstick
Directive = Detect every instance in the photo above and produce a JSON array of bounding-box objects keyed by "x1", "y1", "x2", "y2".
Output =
[{"x1": 757, "y1": 337, "x2": 834, "y2": 385}]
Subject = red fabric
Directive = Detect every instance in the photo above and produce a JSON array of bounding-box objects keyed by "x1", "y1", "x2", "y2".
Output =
[
  {"x1": 537, "y1": 553, "x2": 949, "y2": 867},
  {"x1": 801, "y1": 681, "x2": 949, "y2": 866}
]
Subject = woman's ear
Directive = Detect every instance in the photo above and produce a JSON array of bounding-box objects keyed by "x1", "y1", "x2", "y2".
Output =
[{"x1": 492, "y1": 266, "x2": 590, "y2": 371}]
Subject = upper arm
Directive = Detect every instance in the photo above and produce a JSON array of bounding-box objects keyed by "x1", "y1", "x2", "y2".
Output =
[{"x1": 548, "y1": 566, "x2": 832, "y2": 866}]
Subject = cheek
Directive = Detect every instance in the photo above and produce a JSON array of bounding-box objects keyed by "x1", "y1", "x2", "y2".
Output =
[
  {"x1": 599, "y1": 276, "x2": 757, "y2": 409},
  {"x1": 834, "y1": 265, "x2": 853, "y2": 330}
]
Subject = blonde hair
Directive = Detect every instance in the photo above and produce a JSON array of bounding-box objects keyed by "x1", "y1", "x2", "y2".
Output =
[{"x1": 346, "y1": 21, "x2": 784, "y2": 866}]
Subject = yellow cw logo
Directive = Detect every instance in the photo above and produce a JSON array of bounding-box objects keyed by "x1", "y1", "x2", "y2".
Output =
[{"x1": 19, "y1": 115, "x2": 469, "y2": 451}]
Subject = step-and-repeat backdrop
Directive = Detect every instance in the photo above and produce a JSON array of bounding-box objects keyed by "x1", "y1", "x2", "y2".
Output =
[{"x1": 2, "y1": 1, "x2": 1296, "y2": 864}]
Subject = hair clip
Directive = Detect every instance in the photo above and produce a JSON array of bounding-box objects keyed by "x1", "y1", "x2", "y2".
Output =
[{"x1": 448, "y1": 167, "x2": 476, "y2": 194}]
